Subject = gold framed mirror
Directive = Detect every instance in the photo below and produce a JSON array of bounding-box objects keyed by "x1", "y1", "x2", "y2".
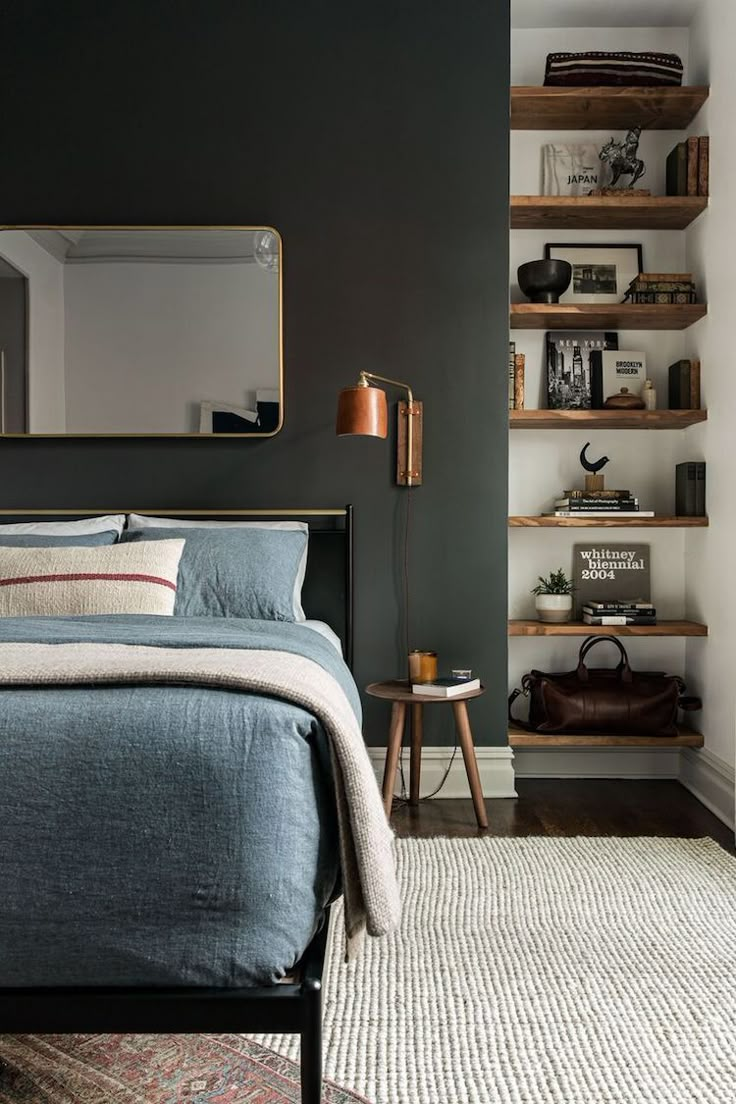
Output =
[{"x1": 0, "y1": 226, "x2": 283, "y2": 437}]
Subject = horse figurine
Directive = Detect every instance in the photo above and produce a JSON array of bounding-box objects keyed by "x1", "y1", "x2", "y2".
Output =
[{"x1": 599, "y1": 127, "x2": 646, "y2": 188}]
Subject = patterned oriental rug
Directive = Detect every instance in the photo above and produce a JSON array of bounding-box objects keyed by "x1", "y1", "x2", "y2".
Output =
[
  {"x1": 0, "y1": 1033, "x2": 370, "y2": 1103},
  {"x1": 261, "y1": 836, "x2": 736, "y2": 1104}
]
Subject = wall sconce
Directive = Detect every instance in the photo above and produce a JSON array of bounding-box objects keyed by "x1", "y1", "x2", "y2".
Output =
[{"x1": 335, "y1": 372, "x2": 423, "y2": 486}]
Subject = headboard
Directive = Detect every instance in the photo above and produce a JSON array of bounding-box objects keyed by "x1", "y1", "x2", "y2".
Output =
[{"x1": 0, "y1": 506, "x2": 354, "y2": 669}]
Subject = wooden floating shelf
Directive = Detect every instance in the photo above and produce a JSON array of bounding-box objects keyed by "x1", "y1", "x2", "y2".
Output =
[
  {"x1": 508, "y1": 725, "x2": 704, "y2": 749},
  {"x1": 509, "y1": 516, "x2": 708, "y2": 528},
  {"x1": 511, "y1": 86, "x2": 709, "y2": 130},
  {"x1": 511, "y1": 195, "x2": 708, "y2": 231},
  {"x1": 509, "y1": 619, "x2": 708, "y2": 637},
  {"x1": 510, "y1": 409, "x2": 707, "y2": 430},
  {"x1": 510, "y1": 303, "x2": 707, "y2": 331}
]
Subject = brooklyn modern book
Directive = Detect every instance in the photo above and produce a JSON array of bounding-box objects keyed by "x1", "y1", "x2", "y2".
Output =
[
  {"x1": 546, "y1": 330, "x2": 618, "y2": 410},
  {"x1": 588, "y1": 349, "x2": 646, "y2": 408}
]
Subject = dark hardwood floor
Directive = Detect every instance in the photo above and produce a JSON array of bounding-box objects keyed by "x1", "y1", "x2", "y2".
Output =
[{"x1": 391, "y1": 780, "x2": 735, "y2": 853}]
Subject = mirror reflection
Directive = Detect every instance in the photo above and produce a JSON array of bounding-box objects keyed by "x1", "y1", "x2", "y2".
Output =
[{"x1": 0, "y1": 227, "x2": 282, "y2": 435}]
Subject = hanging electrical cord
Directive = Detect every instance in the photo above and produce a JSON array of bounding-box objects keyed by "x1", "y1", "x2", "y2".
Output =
[
  {"x1": 393, "y1": 485, "x2": 458, "y2": 808},
  {"x1": 397, "y1": 487, "x2": 412, "y2": 802},
  {"x1": 392, "y1": 736, "x2": 459, "y2": 810}
]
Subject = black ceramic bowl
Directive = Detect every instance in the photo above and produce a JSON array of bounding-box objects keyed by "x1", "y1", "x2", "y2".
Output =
[{"x1": 517, "y1": 259, "x2": 573, "y2": 304}]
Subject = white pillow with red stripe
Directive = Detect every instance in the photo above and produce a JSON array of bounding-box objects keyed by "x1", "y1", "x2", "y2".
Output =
[{"x1": 0, "y1": 540, "x2": 185, "y2": 617}]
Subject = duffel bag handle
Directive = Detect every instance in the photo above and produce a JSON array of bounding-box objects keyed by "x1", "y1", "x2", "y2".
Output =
[
  {"x1": 577, "y1": 634, "x2": 633, "y2": 683},
  {"x1": 508, "y1": 673, "x2": 537, "y2": 731}
]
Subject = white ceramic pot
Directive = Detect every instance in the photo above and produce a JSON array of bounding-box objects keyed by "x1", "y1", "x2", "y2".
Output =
[{"x1": 535, "y1": 594, "x2": 573, "y2": 623}]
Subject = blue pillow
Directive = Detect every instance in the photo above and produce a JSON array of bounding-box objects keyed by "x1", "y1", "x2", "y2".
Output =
[
  {"x1": 0, "y1": 532, "x2": 119, "y2": 547},
  {"x1": 121, "y1": 526, "x2": 308, "y2": 621}
]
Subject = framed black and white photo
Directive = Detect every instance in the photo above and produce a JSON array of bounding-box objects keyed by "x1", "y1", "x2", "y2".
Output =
[{"x1": 544, "y1": 242, "x2": 643, "y2": 304}]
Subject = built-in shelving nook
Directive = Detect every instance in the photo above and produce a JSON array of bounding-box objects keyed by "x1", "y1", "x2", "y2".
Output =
[{"x1": 508, "y1": 3, "x2": 710, "y2": 762}]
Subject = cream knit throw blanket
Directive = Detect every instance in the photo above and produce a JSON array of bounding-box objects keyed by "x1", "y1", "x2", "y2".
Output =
[{"x1": 0, "y1": 641, "x2": 400, "y2": 954}]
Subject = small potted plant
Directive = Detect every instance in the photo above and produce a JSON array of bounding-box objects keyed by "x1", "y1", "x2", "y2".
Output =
[{"x1": 531, "y1": 568, "x2": 575, "y2": 623}]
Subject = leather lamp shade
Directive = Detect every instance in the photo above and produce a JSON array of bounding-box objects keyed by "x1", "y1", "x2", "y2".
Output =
[{"x1": 336, "y1": 385, "x2": 388, "y2": 438}]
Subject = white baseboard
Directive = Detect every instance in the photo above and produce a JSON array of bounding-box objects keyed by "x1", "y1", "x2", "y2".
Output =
[
  {"x1": 679, "y1": 748, "x2": 735, "y2": 830},
  {"x1": 368, "y1": 745, "x2": 518, "y2": 799},
  {"x1": 368, "y1": 743, "x2": 735, "y2": 831},
  {"x1": 513, "y1": 747, "x2": 681, "y2": 779}
]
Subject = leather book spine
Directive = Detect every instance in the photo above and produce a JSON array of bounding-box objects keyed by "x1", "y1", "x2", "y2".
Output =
[
  {"x1": 695, "y1": 462, "x2": 706, "y2": 517},
  {"x1": 698, "y1": 136, "x2": 709, "y2": 197},
  {"x1": 689, "y1": 359, "x2": 701, "y2": 410},
  {"x1": 676, "y1": 462, "x2": 697, "y2": 516},
  {"x1": 686, "y1": 136, "x2": 699, "y2": 197},
  {"x1": 514, "y1": 353, "x2": 525, "y2": 411}
]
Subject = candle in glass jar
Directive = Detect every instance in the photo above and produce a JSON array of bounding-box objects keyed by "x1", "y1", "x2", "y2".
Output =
[
  {"x1": 418, "y1": 651, "x2": 438, "y2": 683},
  {"x1": 409, "y1": 650, "x2": 438, "y2": 682}
]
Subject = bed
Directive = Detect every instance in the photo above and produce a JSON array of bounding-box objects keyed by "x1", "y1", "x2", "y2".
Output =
[{"x1": 0, "y1": 506, "x2": 397, "y2": 1104}]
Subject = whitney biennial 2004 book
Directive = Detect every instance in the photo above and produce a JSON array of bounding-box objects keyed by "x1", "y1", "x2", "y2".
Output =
[{"x1": 572, "y1": 543, "x2": 651, "y2": 619}]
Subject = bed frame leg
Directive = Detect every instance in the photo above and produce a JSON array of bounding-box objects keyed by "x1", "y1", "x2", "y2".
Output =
[{"x1": 300, "y1": 976, "x2": 323, "y2": 1104}]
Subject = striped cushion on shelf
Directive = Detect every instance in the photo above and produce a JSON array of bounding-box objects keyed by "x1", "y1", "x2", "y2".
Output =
[
  {"x1": 0, "y1": 540, "x2": 185, "y2": 617},
  {"x1": 544, "y1": 51, "x2": 684, "y2": 87}
]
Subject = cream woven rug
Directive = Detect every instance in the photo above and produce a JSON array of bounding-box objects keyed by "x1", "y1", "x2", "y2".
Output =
[{"x1": 259, "y1": 836, "x2": 736, "y2": 1104}]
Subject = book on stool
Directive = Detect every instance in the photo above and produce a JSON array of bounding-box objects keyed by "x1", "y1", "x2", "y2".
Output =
[{"x1": 412, "y1": 676, "x2": 480, "y2": 697}]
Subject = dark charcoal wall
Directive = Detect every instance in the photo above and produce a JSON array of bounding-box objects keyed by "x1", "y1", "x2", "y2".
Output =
[{"x1": 0, "y1": 0, "x2": 509, "y2": 746}]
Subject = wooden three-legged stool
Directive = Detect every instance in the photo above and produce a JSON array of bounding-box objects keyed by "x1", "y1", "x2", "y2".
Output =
[{"x1": 366, "y1": 680, "x2": 488, "y2": 829}]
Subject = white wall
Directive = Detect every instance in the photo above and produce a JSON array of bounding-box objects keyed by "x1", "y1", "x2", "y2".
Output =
[
  {"x1": 512, "y1": 2, "x2": 700, "y2": 30},
  {"x1": 63, "y1": 261, "x2": 279, "y2": 433},
  {"x1": 509, "y1": 25, "x2": 700, "y2": 725},
  {"x1": 682, "y1": 0, "x2": 736, "y2": 785},
  {"x1": 0, "y1": 231, "x2": 66, "y2": 432}
]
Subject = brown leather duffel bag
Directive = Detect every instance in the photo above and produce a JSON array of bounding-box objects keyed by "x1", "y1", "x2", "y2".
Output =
[{"x1": 509, "y1": 635, "x2": 701, "y2": 738}]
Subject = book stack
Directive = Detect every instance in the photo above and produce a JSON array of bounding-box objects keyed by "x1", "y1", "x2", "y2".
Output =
[
  {"x1": 666, "y1": 136, "x2": 709, "y2": 197},
  {"x1": 545, "y1": 489, "x2": 653, "y2": 519},
  {"x1": 582, "y1": 599, "x2": 657, "y2": 626},
  {"x1": 675, "y1": 461, "x2": 706, "y2": 517},
  {"x1": 623, "y1": 273, "x2": 697, "y2": 306},
  {"x1": 667, "y1": 359, "x2": 701, "y2": 409}
]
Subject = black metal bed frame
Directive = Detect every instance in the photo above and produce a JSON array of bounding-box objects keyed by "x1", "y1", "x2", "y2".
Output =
[{"x1": 0, "y1": 504, "x2": 354, "y2": 1104}]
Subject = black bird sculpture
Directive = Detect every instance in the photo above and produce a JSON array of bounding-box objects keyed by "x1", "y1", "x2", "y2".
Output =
[{"x1": 579, "y1": 442, "x2": 610, "y2": 475}]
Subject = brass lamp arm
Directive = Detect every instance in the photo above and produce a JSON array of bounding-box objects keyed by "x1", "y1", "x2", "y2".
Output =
[
  {"x1": 357, "y1": 371, "x2": 420, "y2": 487},
  {"x1": 358, "y1": 371, "x2": 414, "y2": 405}
]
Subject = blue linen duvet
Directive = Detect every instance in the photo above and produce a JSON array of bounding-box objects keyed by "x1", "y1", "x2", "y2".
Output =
[{"x1": 0, "y1": 616, "x2": 358, "y2": 987}]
